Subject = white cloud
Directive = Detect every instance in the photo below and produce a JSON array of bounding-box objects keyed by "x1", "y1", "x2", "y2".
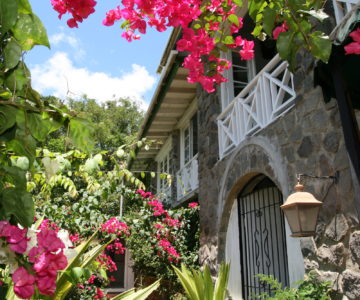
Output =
[
  {"x1": 30, "y1": 52, "x2": 155, "y2": 110},
  {"x1": 49, "y1": 32, "x2": 85, "y2": 60}
]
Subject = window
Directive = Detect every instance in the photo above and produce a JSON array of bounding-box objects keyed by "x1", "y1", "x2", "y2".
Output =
[
  {"x1": 158, "y1": 152, "x2": 170, "y2": 192},
  {"x1": 181, "y1": 113, "x2": 198, "y2": 166},
  {"x1": 220, "y1": 14, "x2": 277, "y2": 111},
  {"x1": 156, "y1": 138, "x2": 172, "y2": 198}
]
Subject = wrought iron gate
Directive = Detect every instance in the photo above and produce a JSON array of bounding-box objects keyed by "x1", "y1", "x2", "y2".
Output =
[{"x1": 238, "y1": 176, "x2": 289, "y2": 299}]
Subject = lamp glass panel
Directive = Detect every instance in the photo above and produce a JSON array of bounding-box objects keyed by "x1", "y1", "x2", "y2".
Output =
[
  {"x1": 283, "y1": 206, "x2": 300, "y2": 233},
  {"x1": 298, "y1": 205, "x2": 320, "y2": 232}
]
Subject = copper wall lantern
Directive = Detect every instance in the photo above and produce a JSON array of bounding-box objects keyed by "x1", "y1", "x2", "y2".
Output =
[{"x1": 281, "y1": 173, "x2": 338, "y2": 237}]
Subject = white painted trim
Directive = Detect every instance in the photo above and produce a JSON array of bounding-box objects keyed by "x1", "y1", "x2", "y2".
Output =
[
  {"x1": 156, "y1": 137, "x2": 172, "y2": 194},
  {"x1": 155, "y1": 137, "x2": 172, "y2": 162},
  {"x1": 225, "y1": 200, "x2": 242, "y2": 300}
]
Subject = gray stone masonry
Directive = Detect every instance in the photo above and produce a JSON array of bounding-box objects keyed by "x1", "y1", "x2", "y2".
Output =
[{"x1": 197, "y1": 53, "x2": 360, "y2": 297}]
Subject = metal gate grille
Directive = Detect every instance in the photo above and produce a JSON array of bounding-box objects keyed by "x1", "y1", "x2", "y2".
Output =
[{"x1": 238, "y1": 177, "x2": 289, "y2": 299}]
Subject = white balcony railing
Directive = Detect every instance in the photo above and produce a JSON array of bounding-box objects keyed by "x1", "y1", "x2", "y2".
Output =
[
  {"x1": 217, "y1": 55, "x2": 296, "y2": 159},
  {"x1": 158, "y1": 185, "x2": 172, "y2": 201},
  {"x1": 177, "y1": 154, "x2": 198, "y2": 200},
  {"x1": 333, "y1": 0, "x2": 358, "y2": 24}
]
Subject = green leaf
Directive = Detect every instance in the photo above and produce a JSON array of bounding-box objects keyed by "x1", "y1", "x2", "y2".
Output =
[
  {"x1": 17, "y1": 0, "x2": 32, "y2": 14},
  {"x1": 27, "y1": 112, "x2": 60, "y2": 142},
  {"x1": 11, "y1": 156, "x2": 29, "y2": 171},
  {"x1": 5, "y1": 62, "x2": 31, "y2": 92},
  {"x1": 233, "y1": 0, "x2": 243, "y2": 6},
  {"x1": 252, "y1": 24, "x2": 263, "y2": 38},
  {"x1": 0, "y1": 187, "x2": 34, "y2": 227},
  {"x1": 0, "y1": 105, "x2": 17, "y2": 135},
  {"x1": 262, "y1": 6, "x2": 277, "y2": 36},
  {"x1": 4, "y1": 39, "x2": 22, "y2": 70},
  {"x1": 227, "y1": 14, "x2": 239, "y2": 27},
  {"x1": 1, "y1": 165, "x2": 27, "y2": 189},
  {"x1": 111, "y1": 279, "x2": 160, "y2": 300},
  {"x1": 12, "y1": 13, "x2": 50, "y2": 50},
  {"x1": 309, "y1": 31, "x2": 331, "y2": 63},
  {"x1": 248, "y1": 0, "x2": 266, "y2": 20},
  {"x1": 223, "y1": 35, "x2": 234, "y2": 45},
  {"x1": 276, "y1": 31, "x2": 295, "y2": 62},
  {"x1": 68, "y1": 118, "x2": 94, "y2": 153},
  {"x1": 298, "y1": 9, "x2": 328, "y2": 22},
  {"x1": 0, "y1": 90, "x2": 12, "y2": 100},
  {"x1": 84, "y1": 158, "x2": 99, "y2": 173},
  {"x1": 0, "y1": 0, "x2": 18, "y2": 35}
]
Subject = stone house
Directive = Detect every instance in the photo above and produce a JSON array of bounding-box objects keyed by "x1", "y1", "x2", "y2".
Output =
[{"x1": 132, "y1": 1, "x2": 360, "y2": 299}]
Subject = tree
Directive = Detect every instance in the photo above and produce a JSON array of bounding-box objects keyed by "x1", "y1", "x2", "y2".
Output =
[{"x1": 42, "y1": 96, "x2": 144, "y2": 153}]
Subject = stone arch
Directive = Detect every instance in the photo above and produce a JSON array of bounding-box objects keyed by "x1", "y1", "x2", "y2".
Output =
[{"x1": 217, "y1": 136, "x2": 304, "y2": 287}]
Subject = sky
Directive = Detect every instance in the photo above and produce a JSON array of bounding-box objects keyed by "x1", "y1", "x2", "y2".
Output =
[{"x1": 27, "y1": 0, "x2": 171, "y2": 110}]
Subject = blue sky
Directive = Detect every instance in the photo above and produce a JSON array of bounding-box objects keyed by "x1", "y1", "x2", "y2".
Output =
[{"x1": 27, "y1": 0, "x2": 171, "y2": 109}]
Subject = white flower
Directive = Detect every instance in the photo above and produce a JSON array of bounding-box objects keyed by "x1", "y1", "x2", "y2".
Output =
[
  {"x1": 64, "y1": 248, "x2": 78, "y2": 261},
  {"x1": 57, "y1": 230, "x2": 73, "y2": 248},
  {"x1": 24, "y1": 228, "x2": 39, "y2": 255}
]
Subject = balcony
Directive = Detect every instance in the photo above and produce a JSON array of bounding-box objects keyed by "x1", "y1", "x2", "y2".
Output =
[
  {"x1": 217, "y1": 55, "x2": 296, "y2": 159},
  {"x1": 176, "y1": 154, "x2": 199, "y2": 200},
  {"x1": 333, "y1": 0, "x2": 358, "y2": 24}
]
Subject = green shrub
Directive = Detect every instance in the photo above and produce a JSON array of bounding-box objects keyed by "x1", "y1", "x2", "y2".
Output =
[{"x1": 254, "y1": 273, "x2": 331, "y2": 300}]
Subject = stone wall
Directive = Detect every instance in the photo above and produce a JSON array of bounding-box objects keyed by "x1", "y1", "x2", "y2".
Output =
[{"x1": 197, "y1": 54, "x2": 360, "y2": 298}]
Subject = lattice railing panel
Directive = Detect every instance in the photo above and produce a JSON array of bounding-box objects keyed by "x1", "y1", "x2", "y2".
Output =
[
  {"x1": 218, "y1": 55, "x2": 296, "y2": 159},
  {"x1": 333, "y1": 0, "x2": 358, "y2": 24},
  {"x1": 177, "y1": 155, "x2": 198, "y2": 200}
]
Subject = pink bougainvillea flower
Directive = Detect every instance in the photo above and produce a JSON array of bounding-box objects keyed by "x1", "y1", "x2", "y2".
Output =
[
  {"x1": 239, "y1": 39, "x2": 255, "y2": 60},
  {"x1": 37, "y1": 229, "x2": 65, "y2": 252},
  {"x1": 103, "y1": 7, "x2": 122, "y2": 26},
  {"x1": 94, "y1": 287, "x2": 105, "y2": 299},
  {"x1": 344, "y1": 42, "x2": 360, "y2": 55},
  {"x1": 188, "y1": 202, "x2": 199, "y2": 208},
  {"x1": 273, "y1": 22, "x2": 289, "y2": 40},
  {"x1": 12, "y1": 267, "x2": 36, "y2": 299},
  {"x1": 5, "y1": 225, "x2": 28, "y2": 254},
  {"x1": 349, "y1": 27, "x2": 360, "y2": 43},
  {"x1": 345, "y1": 28, "x2": 360, "y2": 55}
]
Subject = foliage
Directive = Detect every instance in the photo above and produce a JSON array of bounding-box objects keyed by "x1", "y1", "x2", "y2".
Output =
[
  {"x1": 2, "y1": 226, "x2": 159, "y2": 300},
  {"x1": 42, "y1": 97, "x2": 144, "y2": 153},
  {"x1": 124, "y1": 191, "x2": 200, "y2": 297},
  {"x1": 52, "y1": 0, "x2": 334, "y2": 93},
  {"x1": 29, "y1": 147, "x2": 145, "y2": 240},
  {"x1": 172, "y1": 263, "x2": 230, "y2": 300},
  {"x1": 254, "y1": 273, "x2": 331, "y2": 300},
  {"x1": 0, "y1": 0, "x2": 93, "y2": 229}
]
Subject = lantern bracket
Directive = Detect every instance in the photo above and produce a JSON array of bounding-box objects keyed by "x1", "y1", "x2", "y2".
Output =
[{"x1": 296, "y1": 171, "x2": 339, "y2": 185}]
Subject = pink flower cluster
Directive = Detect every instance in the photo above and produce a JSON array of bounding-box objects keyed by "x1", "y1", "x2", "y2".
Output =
[
  {"x1": 0, "y1": 220, "x2": 68, "y2": 299},
  {"x1": 158, "y1": 239, "x2": 180, "y2": 262},
  {"x1": 39, "y1": 219, "x2": 59, "y2": 232},
  {"x1": 106, "y1": 241, "x2": 126, "y2": 254},
  {"x1": 0, "y1": 221, "x2": 28, "y2": 254},
  {"x1": 51, "y1": 0, "x2": 255, "y2": 93},
  {"x1": 345, "y1": 28, "x2": 360, "y2": 55},
  {"x1": 188, "y1": 202, "x2": 199, "y2": 208},
  {"x1": 273, "y1": 22, "x2": 289, "y2": 40},
  {"x1": 69, "y1": 232, "x2": 80, "y2": 244},
  {"x1": 50, "y1": 0, "x2": 97, "y2": 28},
  {"x1": 96, "y1": 253, "x2": 117, "y2": 272},
  {"x1": 136, "y1": 189, "x2": 154, "y2": 199},
  {"x1": 101, "y1": 217, "x2": 129, "y2": 236},
  {"x1": 148, "y1": 199, "x2": 166, "y2": 216}
]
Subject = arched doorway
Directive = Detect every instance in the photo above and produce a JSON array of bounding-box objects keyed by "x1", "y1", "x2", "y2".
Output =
[{"x1": 238, "y1": 175, "x2": 289, "y2": 299}]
